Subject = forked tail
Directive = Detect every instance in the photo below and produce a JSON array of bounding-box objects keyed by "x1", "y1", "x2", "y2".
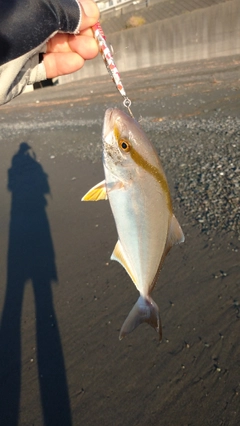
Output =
[{"x1": 119, "y1": 296, "x2": 162, "y2": 341}]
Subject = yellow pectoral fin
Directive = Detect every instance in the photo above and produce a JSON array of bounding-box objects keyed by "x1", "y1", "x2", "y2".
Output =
[
  {"x1": 81, "y1": 180, "x2": 108, "y2": 201},
  {"x1": 111, "y1": 240, "x2": 137, "y2": 285}
]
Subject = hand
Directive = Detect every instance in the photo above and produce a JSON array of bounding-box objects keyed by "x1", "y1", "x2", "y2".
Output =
[{"x1": 43, "y1": 0, "x2": 100, "y2": 79}]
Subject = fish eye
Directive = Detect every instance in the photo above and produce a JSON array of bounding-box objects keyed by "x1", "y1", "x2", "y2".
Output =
[{"x1": 119, "y1": 139, "x2": 131, "y2": 152}]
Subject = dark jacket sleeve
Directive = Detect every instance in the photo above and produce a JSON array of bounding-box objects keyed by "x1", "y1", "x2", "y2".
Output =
[{"x1": 0, "y1": 0, "x2": 81, "y2": 66}]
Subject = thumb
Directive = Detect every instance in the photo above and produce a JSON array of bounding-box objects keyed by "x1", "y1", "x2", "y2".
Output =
[{"x1": 78, "y1": 0, "x2": 100, "y2": 31}]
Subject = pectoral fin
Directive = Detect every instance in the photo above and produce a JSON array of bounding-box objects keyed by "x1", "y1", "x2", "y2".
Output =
[
  {"x1": 111, "y1": 240, "x2": 137, "y2": 285},
  {"x1": 81, "y1": 180, "x2": 107, "y2": 201}
]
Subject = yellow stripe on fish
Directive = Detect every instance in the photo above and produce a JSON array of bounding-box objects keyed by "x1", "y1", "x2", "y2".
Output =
[{"x1": 114, "y1": 126, "x2": 172, "y2": 211}]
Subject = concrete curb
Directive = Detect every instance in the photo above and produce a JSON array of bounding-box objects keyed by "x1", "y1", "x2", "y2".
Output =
[{"x1": 59, "y1": 0, "x2": 240, "y2": 84}]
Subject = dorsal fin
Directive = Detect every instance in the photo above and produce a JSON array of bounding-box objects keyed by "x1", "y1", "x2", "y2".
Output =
[
  {"x1": 111, "y1": 240, "x2": 137, "y2": 285},
  {"x1": 81, "y1": 180, "x2": 107, "y2": 201}
]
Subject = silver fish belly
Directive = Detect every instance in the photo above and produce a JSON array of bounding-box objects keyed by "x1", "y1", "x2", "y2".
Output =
[{"x1": 82, "y1": 108, "x2": 184, "y2": 341}]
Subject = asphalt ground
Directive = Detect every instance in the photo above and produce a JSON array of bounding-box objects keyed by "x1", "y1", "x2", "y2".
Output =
[{"x1": 0, "y1": 55, "x2": 239, "y2": 425}]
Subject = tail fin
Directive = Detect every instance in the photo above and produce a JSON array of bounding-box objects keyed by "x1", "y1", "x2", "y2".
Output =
[{"x1": 119, "y1": 296, "x2": 162, "y2": 341}]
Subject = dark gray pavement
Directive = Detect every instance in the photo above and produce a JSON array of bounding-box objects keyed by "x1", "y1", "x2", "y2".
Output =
[{"x1": 0, "y1": 55, "x2": 239, "y2": 425}]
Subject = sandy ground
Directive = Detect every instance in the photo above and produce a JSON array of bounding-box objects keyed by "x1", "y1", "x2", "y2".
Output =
[{"x1": 0, "y1": 56, "x2": 239, "y2": 426}]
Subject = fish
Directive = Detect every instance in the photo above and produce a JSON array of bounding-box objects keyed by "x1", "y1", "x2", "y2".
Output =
[{"x1": 82, "y1": 108, "x2": 184, "y2": 341}]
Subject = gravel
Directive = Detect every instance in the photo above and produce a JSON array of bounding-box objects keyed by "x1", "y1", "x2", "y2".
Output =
[
  {"x1": 1, "y1": 109, "x2": 239, "y2": 239},
  {"x1": 142, "y1": 115, "x2": 240, "y2": 239}
]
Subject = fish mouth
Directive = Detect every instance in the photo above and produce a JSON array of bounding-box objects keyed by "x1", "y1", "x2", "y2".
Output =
[
  {"x1": 102, "y1": 108, "x2": 115, "y2": 139},
  {"x1": 103, "y1": 107, "x2": 136, "y2": 145},
  {"x1": 103, "y1": 108, "x2": 127, "y2": 139}
]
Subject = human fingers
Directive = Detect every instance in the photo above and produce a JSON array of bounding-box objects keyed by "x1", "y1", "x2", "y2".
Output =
[
  {"x1": 46, "y1": 33, "x2": 98, "y2": 58},
  {"x1": 78, "y1": 27, "x2": 95, "y2": 37},
  {"x1": 68, "y1": 34, "x2": 99, "y2": 59},
  {"x1": 46, "y1": 33, "x2": 73, "y2": 53},
  {"x1": 44, "y1": 52, "x2": 85, "y2": 78},
  {"x1": 78, "y1": 0, "x2": 100, "y2": 31},
  {"x1": 44, "y1": 34, "x2": 99, "y2": 78}
]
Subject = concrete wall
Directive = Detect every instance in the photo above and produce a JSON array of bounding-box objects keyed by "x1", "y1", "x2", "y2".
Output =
[{"x1": 59, "y1": 0, "x2": 240, "y2": 84}]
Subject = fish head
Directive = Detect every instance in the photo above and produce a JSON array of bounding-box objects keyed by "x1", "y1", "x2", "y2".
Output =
[{"x1": 102, "y1": 108, "x2": 161, "y2": 181}]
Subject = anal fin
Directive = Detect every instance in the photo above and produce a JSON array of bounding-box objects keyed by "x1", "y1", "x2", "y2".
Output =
[{"x1": 111, "y1": 240, "x2": 137, "y2": 285}]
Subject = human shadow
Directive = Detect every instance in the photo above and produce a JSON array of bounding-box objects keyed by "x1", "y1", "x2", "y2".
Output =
[{"x1": 0, "y1": 143, "x2": 72, "y2": 426}]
